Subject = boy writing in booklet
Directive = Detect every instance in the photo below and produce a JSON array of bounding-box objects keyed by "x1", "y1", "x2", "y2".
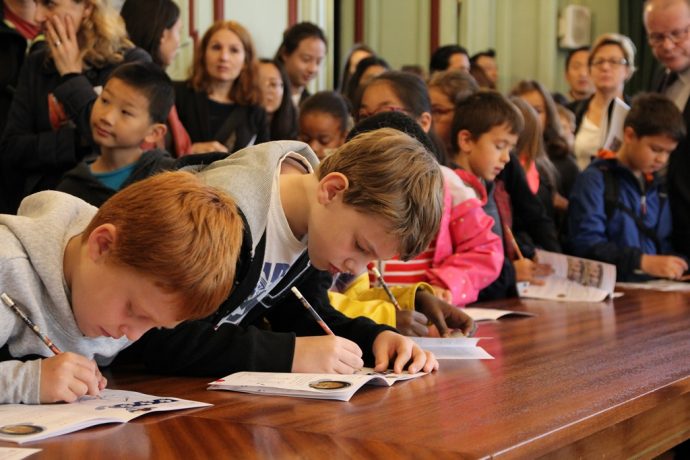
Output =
[
  {"x1": 0, "y1": 171, "x2": 243, "y2": 404},
  {"x1": 452, "y1": 91, "x2": 559, "y2": 300},
  {"x1": 327, "y1": 111, "x2": 493, "y2": 337},
  {"x1": 125, "y1": 128, "x2": 444, "y2": 376},
  {"x1": 57, "y1": 62, "x2": 175, "y2": 207},
  {"x1": 567, "y1": 93, "x2": 688, "y2": 281}
]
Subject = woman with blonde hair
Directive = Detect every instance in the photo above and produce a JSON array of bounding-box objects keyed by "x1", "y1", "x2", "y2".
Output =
[
  {"x1": 569, "y1": 33, "x2": 636, "y2": 170},
  {"x1": 174, "y1": 20, "x2": 268, "y2": 154},
  {"x1": 0, "y1": 0, "x2": 149, "y2": 213}
]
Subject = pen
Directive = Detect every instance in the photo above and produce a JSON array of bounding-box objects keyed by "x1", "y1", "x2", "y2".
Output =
[
  {"x1": 1, "y1": 292, "x2": 62, "y2": 355},
  {"x1": 290, "y1": 286, "x2": 335, "y2": 335},
  {"x1": 504, "y1": 225, "x2": 525, "y2": 260},
  {"x1": 371, "y1": 267, "x2": 401, "y2": 311}
]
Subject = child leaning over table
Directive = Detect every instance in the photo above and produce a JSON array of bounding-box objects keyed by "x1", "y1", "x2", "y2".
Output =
[
  {"x1": 566, "y1": 93, "x2": 688, "y2": 281},
  {"x1": 121, "y1": 128, "x2": 444, "y2": 377},
  {"x1": 328, "y1": 111, "x2": 498, "y2": 337},
  {"x1": 57, "y1": 62, "x2": 176, "y2": 207},
  {"x1": 0, "y1": 171, "x2": 243, "y2": 404}
]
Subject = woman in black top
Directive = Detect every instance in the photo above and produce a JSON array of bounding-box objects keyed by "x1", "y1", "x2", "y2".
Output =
[{"x1": 174, "y1": 20, "x2": 268, "y2": 154}]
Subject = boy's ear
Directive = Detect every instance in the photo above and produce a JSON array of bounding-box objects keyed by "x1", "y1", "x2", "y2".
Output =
[
  {"x1": 418, "y1": 112, "x2": 432, "y2": 133},
  {"x1": 317, "y1": 172, "x2": 349, "y2": 204},
  {"x1": 143, "y1": 123, "x2": 168, "y2": 145},
  {"x1": 86, "y1": 224, "x2": 118, "y2": 263},
  {"x1": 456, "y1": 129, "x2": 475, "y2": 154},
  {"x1": 623, "y1": 125, "x2": 637, "y2": 145}
]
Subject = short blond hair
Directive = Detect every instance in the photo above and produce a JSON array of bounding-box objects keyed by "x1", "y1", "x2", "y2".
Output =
[
  {"x1": 590, "y1": 33, "x2": 637, "y2": 75},
  {"x1": 318, "y1": 128, "x2": 443, "y2": 260},
  {"x1": 85, "y1": 171, "x2": 244, "y2": 320}
]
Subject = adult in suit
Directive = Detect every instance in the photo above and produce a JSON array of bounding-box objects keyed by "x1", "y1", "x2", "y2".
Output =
[{"x1": 644, "y1": 0, "x2": 690, "y2": 260}]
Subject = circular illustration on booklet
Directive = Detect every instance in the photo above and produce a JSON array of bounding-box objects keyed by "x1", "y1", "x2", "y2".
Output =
[
  {"x1": 308, "y1": 380, "x2": 352, "y2": 390},
  {"x1": 0, "y1": 424, "x2": 45, "y2": 435}
]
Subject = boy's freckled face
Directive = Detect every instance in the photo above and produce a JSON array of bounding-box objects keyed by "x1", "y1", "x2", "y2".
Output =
[
  {"x1": 298, "y1": 112, "x2": 346, "y2": 160},
  {"x1": 463, "y1": 124, "x2": 518, "y2": 181},
  {"x1": 307, "y1": 196, "x2": 398, "y2": 276},
  {"x1": 71, "y1": 260, "x2": 182, "y2": 342},
  {"x1": 626, "y1": 133, "x2": 677, "y2": 175},
  {"x1": 90, "y1": 78, "x2": 155, "y2": 150}
]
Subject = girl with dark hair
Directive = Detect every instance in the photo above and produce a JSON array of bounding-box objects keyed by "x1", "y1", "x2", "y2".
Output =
[
  {"x1": 510, "y1": 79, "x2": 579, "y2": 207},
  {"x1": 298, "y1": 91, "x2": 349, "y2": 159},
  {"x1": 355, "y1": 70, "x2": 448, "y2": 164},
  {"x1": 338, "y1": 43, "x2": 374, "y2": 93},
  {"x1": 257, "y1": 58, "x2": 298, "y2": 141},
  {"x1": 344, "y1": 55, "x2": 390, "y2": 109},
  {"x1": 120, "y1": 0, "x2": 180, "y2": 67},
  {"x1": 274, "y1": 22, "x2": 327, "y2": 106},
  {"x1": 120, "y1": 0, "x2": 193, "y2": 157},
  {"x1": 174, "y1": 20, "x2": 268, "y2": 154}
]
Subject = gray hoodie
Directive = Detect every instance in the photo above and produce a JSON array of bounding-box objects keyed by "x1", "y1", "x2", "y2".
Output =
[{"x1": 0, "y1": 191, "x2": 128, "y2": 404}]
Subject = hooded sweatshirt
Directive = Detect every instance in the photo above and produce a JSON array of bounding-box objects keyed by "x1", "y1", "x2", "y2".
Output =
[{"x1": 0, "y1": 191, "x2": 129, "y2": 404}]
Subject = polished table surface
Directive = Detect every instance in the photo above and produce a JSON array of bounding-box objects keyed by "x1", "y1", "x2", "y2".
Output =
[{"x1": 2, "y1": 288, "x2": 690, "y2": 459}]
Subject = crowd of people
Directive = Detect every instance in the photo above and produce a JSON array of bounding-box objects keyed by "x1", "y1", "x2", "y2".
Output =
[{"x1": 1, "y1": 0, "x2": 689, "y2": 404}]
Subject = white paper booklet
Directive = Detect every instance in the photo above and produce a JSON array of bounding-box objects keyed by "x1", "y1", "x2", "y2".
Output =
[
  {"x1": 0, "y1": 447, "x2": 42, "y2": 460},
  {"x1": 464, "y1": 307, "x2": 535, "y2": 321},
  {"x1": 0, "y1": 389, "x2": 210, "y2": 444},
  {"x1": 208, "y1": 368, "x2": 427, "y2": 402},
  {"x1": 411, "y1": 337, "x2": 494, "y2": 360},
  {"x1": 616, "y1": 280, "x2": 690, "y2": 292},
  {"x1": 600, "y1": 97, "x2": 630, "y2": 152},
  {"x1": 518, "y1": 250, "x2": 616, "y2": 302}
]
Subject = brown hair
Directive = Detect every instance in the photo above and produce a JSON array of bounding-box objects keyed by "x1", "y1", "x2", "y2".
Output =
[
  {"x1": 318, "y1": 128, "x2": 443, "y2": 260},
  {"x1": 428, "y1": 69, "x2": 479, "y2": 104},
  {"x1": 45, "y1": 0, "x2": 133, "y2": 68},
  {"x1": 451, "y1": 90, "x2": 524, "y2": 152},
  {"x1": 84, "y1": 171, "x2": 244, "y2": 320},
  {"x1": 189, "y1": 20, "x2": 260, "y2": 105},
  {"x1": 510, "y1": 79, "x2": 571, "y2": 159},
  {"x1": 625, "y1": 92, "x2": 686, "y2": 142}
]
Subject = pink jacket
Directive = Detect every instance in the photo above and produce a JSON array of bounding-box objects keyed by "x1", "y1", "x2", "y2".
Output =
[{"x1": 426, "y1": 167, "x2": 504, "y2": 305}]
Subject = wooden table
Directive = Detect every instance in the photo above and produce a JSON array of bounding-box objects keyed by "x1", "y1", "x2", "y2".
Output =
[{"x1": 3, "y1": 288, "x2": 690, "y2": 459}]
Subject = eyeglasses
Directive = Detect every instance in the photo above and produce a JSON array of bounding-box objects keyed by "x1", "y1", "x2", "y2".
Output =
[
  {"x1": 590, "y1": 58, "x2": 629, "y2": 68},
  {"x1": 648, "y1": 25, "x2": 690, "y2": 46},
  {"x1": 357, "y1": 105, "x2": 409, "y2": 120}
]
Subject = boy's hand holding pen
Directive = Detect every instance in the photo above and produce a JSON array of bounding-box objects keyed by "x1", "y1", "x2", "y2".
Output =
[
  {"x1": 2, "y1": 292, "x2": 106, "y2": 403},
  {"x1": 504, "y1": 226, "x2": 552, "y2": 285}
]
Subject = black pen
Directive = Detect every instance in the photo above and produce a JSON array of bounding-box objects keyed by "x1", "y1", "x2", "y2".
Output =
[
  {"x1": 1, "y1": 292, "x2": 62, "y2": 355},
  {"x1": 291, "y1": 287, "x2": 335, "y2": 335}
]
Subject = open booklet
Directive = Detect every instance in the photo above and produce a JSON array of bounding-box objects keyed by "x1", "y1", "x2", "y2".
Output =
[
  {"x1": 208, "y1": 368, "x2": 427, "y2": 402},
  {"x1": 411, "y1": 337, "x2": 494, "y2": 360},
  {"x1": 518, "y1": 250, "x2": 616, "y2": 302},
  {"x1": 0, "y1": 389, "x2": 210, "y2": 444},
  {"x1": 600, "y1": 97, "x2": 630, "y2": 152}
]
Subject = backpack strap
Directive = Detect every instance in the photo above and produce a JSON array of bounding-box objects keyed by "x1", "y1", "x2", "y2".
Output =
[{"x1": 599, "y1": 164, "x2": 662, "y2": 250}]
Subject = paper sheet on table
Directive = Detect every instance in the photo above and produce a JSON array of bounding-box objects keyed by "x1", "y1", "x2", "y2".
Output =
[
  {"x1": 518, "y1": 250, "x2": 616, "y2": 302},
  {"x1": 616, "y1": 280, "x2": 690, "y2": 292},
  {"x1": 411, "y1": 337, "x2": 494, "y2": 360},
  {"x1": 0, "y1": 447, "x2": 42, "y2": 460},
  {"x1": 464, "y1": 307, "x2": 535, "y2": 321}
]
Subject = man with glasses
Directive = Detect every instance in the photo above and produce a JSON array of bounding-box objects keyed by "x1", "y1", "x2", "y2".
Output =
[{"x1": 645, "y1": 0, "x2": 690, "y2": 260}]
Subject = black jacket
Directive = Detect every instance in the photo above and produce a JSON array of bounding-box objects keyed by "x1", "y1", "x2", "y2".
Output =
[
  {"x1": 651, "y1": 68, "x2": 690, "y2": 260},
  {"x1": 56, "y1": 149, "x2": 175, "y2": 207}
]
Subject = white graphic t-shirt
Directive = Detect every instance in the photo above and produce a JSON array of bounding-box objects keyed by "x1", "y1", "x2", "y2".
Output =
[{"x1": 218, "y1": 152, "x2": 312, "y2": 326}]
